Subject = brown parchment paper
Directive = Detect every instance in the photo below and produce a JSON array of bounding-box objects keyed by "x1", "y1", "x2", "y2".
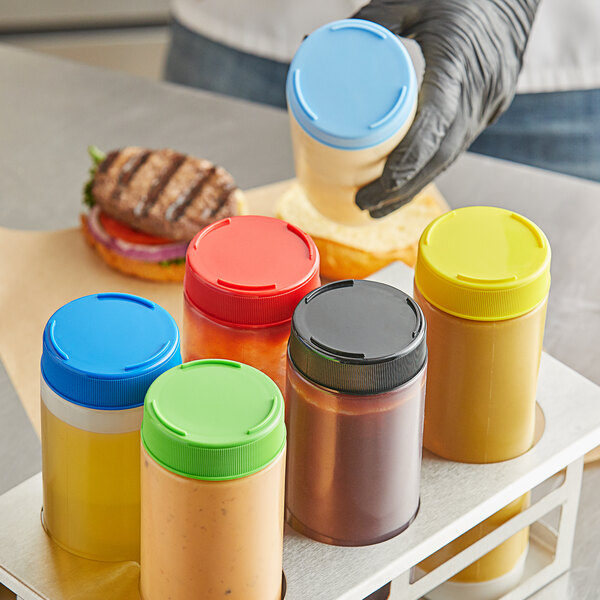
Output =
[{"x1": 0, "y1": 180, "x2": 283, "y2": 436}]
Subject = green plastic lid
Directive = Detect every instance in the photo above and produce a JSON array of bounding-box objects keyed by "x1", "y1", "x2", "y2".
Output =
[{"x1": 141, "y1": 360, "x2": 285, "y2": 480}]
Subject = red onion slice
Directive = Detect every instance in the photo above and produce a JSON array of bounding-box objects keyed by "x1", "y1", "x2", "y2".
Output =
[{"x1": 87, "y1": 207, "x2": 189, "y2": 263}]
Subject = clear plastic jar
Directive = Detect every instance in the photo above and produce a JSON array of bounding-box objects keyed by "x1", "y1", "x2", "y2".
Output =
[
  {"x1": 286, "y1": 280, "x2": 427, "y2": 545},
  {"x1": 287, "y1": 19, "x2": 417, "y2": 226},
  {"x1": 418, "y1": 494, "x2": 530, "y2": 594},
  {"x1": 415, "y1": 287, "x2": 547, "y2": 462},
  {"x1": 40, "y1": 293, "x2": 180, "y2": 561},
  {"x1": 183, "y1": 216, "x2": 320, "y2": 393},
  {"x1": 183, "y1": 302, "x2": 291, "y2": 393},
  {"x1": 140, "y1": 360, "x2": 286, "y2": 600},
  {"x1": 414, "y1": 207, "x2": 551, "y2": 462},
  {"x1": 414, "y1": 207, "x2": 551, "y2": 595}
]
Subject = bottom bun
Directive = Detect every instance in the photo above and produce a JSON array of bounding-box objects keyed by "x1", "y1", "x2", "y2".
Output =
[
  {"x1": 308, "y1": 236, "x2": 415, "y2": 281},
  {"x1": 81, "y1": 214, "x2": 185, "y2": 282},
  {"x1": 276, "y1": 183, "x2": 449, "y2": 280}
]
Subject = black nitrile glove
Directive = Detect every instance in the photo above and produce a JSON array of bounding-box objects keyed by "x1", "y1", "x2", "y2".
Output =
[{"x1": 353, "y1": 0, "x2": 540, "y2": 217}]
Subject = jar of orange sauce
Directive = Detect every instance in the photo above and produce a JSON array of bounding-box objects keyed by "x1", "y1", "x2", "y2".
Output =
[
  {"x1": 183, "y1": 216, "x2": 320, "y2": 393},
  {"x1": 140, "y1": 359, "x2": 286, "y2": 600}
]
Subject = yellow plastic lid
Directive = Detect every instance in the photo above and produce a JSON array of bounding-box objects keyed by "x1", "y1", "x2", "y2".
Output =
[{"x1": 415, "y1": 207, "x2": 551, "y2": 321}]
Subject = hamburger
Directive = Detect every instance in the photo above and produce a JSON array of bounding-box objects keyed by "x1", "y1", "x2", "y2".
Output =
[{"x1": 81, "y1": 146, "x2": 246, "y2": 281}]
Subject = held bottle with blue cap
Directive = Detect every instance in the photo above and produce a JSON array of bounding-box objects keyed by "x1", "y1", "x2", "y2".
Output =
[
  {"x1": 286, "y1": 19, "x2": 417, "y2": 226},
  {"x1": 40, "y1": 293, "x2": 181, "y2": 562}
]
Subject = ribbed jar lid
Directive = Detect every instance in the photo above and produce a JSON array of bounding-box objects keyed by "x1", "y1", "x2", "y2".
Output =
[
  {"x1": 141, "y1": 360, "x2": 286, "y2": 480},
  {"x1": 289, "y1": 280, "x2": 426, "y2": 394},
  {"x1": 286, "y1": 19, "x2": 417, "y2": 149},
  {"x1": 415, "y1": 207, "x2": 551, "y2": 321},
  {"x1": 41, "y1": 293, "x2": 181, "y2": 409},
  {"x1": 185, "y1": 216, "x2": 320, "y2": 326}
]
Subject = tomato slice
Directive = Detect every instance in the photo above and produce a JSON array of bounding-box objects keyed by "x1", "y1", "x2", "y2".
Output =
[{"x1": 99, "y1": 212, "x2": 172, "y2": 245}]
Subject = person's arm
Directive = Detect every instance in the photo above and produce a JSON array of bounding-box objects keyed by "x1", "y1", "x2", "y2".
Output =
[{"x1": 353, "y1": 0, "x2": 540, "y2": 217}]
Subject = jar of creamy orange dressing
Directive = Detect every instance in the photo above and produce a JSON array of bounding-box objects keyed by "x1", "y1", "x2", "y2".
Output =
[
  {"x1": 183, "y1": 215, "x2": 320, "y2": 394},
  {"x1": 286, "y1": 19, "x2": 417, "y2": 226},
  {"x1": 140, "y1": 359, "x2": 286, "y2": 600},
  {"x1": 40, "y1": 293, "x2": 180, "y2": 562},
  {"x1": 413, "y1": 206, "x2": 550, "y2": 596}
]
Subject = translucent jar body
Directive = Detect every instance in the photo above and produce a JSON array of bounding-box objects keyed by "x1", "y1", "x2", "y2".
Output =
[
  {"x1": 418, "y1": 493, "x2": 530, "y2": 586},
  {"x1": 289, "y1": 110, "x2": 415, "y2": 226},
  {"x1": 183, "y1": 294, "x2": 290, "y2": 393},
  {"x1": 140, "y1": 445, "x2": 285, "y2": 600},
  {"x1": 415, "y1": 286, "x2": 548, "y2": 463},
  {"x1": 40, "y1": 378, "x2": 141, "y2": 562},
  {"x1": 285, "y1": 362, "x2": 426, "y2": 546}
]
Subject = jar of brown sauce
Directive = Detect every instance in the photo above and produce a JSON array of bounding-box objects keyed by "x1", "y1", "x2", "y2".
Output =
[{"x1": 286, "y1": 280, "x2": 427, "y2": 546}]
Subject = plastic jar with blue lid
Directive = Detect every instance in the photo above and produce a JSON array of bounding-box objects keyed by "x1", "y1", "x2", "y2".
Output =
[
  {"x1": 40, "y1": 292, "x2": 181, "y2": 562},
  {"x1": 286, "y1": 19, "x2": 417, "y2": 226}
]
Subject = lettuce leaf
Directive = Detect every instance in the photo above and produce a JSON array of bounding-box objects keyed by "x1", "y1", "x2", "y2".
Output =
[
  {"x1": 83, "y1": 145, "x2": 106, "y2": 208},
  {"x1": 158, "y1": 257, "x2": 186, "y2": 267}
]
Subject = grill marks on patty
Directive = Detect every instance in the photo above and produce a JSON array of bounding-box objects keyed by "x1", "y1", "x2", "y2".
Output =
[
  {"x1": 133, "y1": 153, "x2": 186, "y2": 218},
  {"x1": 165, "y1": 165, "x2": 217, "y2": 222},
  {"x1": 110, "y1": 150, "x2": 152, "y2": 202},
  {"x1": 119, "y1": 150, "x2": 152, "y2": 187},
  {"x1": 98, "y1": 150, "x2": 119, "y2": 174},
  {"x1": 205, "y1": 183, "x2": 236, "y2": 219},
  {"x1": 91, "y1": 147, "x2": 240, "y2": 241}
]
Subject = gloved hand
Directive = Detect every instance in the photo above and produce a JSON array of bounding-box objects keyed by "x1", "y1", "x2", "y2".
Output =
[{"x1": 353, "y1": 0, "x2": 540, "y2": 217}]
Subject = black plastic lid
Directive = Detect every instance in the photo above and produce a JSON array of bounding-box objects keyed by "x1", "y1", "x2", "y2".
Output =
[{"x1": 289, "y1": 280, "x2": 427, "y2": 394}]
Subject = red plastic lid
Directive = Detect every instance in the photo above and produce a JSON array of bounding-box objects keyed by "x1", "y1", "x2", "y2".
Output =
[{"x1": 185, "y1": 216, "x2": 320, "y2": 326}]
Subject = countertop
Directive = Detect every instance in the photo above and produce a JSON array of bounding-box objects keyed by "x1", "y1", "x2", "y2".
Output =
[{"x1": 0, "y1": 43, "x2": 599, "y2": 599}]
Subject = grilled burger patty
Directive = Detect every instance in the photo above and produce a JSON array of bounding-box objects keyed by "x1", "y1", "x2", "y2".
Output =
[{"x1": 92, "y1": 147, "x2": 242, "y2": 242}]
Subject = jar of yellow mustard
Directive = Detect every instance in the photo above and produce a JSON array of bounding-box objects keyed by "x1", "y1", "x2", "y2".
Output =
[
  {"x1": 414, "y1": 206, "x2": 550, "y2": 596},
  {"x1": 414, "y1": 206, "x2": 551, "y2": 463},
  {"x1": 40, "y1": 293, "x2": 181, "y2": 561}
]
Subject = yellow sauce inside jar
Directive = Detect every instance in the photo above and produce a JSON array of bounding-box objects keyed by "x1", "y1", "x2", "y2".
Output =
[{"x1": 41, "y1": 398, "x2": 141, "y2": 562}]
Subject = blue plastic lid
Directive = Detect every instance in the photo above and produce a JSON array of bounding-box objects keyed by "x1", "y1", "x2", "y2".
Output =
[
  {"x1": 41, "y1": 293, "x2": 181, "y2": 410},
  {"x1": 286, "y1": 19, "x2": 417, "y2": 150}
]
